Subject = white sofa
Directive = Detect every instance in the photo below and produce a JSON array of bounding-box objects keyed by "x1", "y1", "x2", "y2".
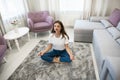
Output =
[
  {"x1": 74, "y1": 16, "x2": 120, "y2": 80},
  {"x1": 93, "y1": 27, "x2": 120, "y2": 80},
  {"x1": 74, "y1": 17, "x2": 109, "y2": 42},
  {"x1": 100, "y1": 57, "x2": 120, "y2": 80}
]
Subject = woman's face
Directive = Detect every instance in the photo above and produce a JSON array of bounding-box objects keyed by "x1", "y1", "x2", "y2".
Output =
[{"x1": 54, "y1": 23, "x2": 61, "y2": 33}]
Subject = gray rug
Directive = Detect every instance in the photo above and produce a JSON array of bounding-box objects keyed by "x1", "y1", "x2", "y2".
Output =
[{"x1": 8, "y1": 40, "x2": 96, "y2": 80}]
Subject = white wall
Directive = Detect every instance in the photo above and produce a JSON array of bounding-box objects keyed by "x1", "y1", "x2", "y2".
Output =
[{"x1": 106, "y1": 0, "x2": 120, "y2": 15}]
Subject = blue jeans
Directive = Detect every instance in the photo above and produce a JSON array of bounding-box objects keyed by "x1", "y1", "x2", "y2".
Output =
[{"x1": 41, "y1": 49, "x2": 72, "y2": 63}]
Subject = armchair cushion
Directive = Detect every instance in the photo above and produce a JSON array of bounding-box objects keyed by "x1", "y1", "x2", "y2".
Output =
[
  {"x1": 28, "y1": 11, "x2": 49, "y2": 23},
  {"x1": 108, "y1": 8, "x2": 120, "y2": 27},
  {"x1": 34, "y1": 22, "x2": 50, "y2": 30}
]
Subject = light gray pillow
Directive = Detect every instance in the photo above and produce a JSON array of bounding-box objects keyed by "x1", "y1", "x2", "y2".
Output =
[
  {"x1": 89, "y1": 16, "x2": 108, "y2": 22},
  {"x1": 116, "y1": 22, "x2": 120, "y2": 31},
  {"x1": 100, "y1": 19, "x2": 113, "y2": 28},
  {"x1": 107, "y1": 27, "x2": 120, "y2": 40},
  {"x1": 116, "y1": 38, "x2": 120, "y2": 45}
]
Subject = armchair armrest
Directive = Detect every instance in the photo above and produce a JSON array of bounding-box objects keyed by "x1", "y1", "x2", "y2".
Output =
[
  {"x1": 27, "y1": 18, "x2": 34, "y2": 29},
  {"x1": 100, "y1": 57, "x2": 120, "y2": 80},
  {"x1": 45, "y1": 16, "x2": 54, "y2": 25},
  {"x1": 89, "y1": 16, "x2": 109, "y2": 22}
]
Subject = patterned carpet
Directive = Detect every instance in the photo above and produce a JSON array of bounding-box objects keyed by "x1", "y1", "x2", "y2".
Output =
[{"x1": 8, "y1": 40, "x2": 96, "y2": 80}]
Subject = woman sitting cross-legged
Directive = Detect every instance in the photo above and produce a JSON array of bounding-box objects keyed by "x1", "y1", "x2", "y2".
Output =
[{"x1": 38, "y1": 20, "x2": 74, "y2": 63}]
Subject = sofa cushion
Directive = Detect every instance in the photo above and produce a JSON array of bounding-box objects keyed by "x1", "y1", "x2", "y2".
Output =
[
  {"x1": 116, "y1": 38, "x2": 120, "y2": 45},
  {"x1": 100, "y1": 19, "x2": 113, "y2": 28},
  {"x1": 28, "y1": 11, "x2": 49, "y2": 23},
  {"x1": 89, "y1": 16, "x2": 108, "y2": 22},
  {"x1": 108, "y1": 8, "x2": 120, "y2": 27},
  {"x1": 101, "y1": 57, "x2": 120, "y2": 80},
  {"x1": 107, "y1": 27, "x2": 120, "y2": 40},
  {"x1": 117, "y1": 22, "x2": 120, "y2": 31}
]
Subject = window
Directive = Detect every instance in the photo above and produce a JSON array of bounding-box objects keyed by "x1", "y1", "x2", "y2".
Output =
[
  {"x1": 0, "y1": 0, "x2": 25, "y2": 20},
  {"x1": 60, "y1": 0, "x2": 84, "y2": 11}
]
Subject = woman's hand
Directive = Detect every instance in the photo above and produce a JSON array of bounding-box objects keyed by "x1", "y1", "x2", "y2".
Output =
[
  {"x1": 38, "y1": 44, "x2": 52, "y2": 56},
  {"x1": 65, "y1": 44, "x2": 75, "y2": 60},
  {"x1": 70, "y1": 54, "x2": 75, "y2": 60},
  {"x1": 38, "y1": 51, "x2": 45, "y2": 56}
]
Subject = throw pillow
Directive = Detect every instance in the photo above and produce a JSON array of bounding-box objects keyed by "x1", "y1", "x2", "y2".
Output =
[
  {"x1": 107, "y1": 27, "x2": 120, "y2": 40},
  {"x1": 89, "y1": 16, "x2": 108, "y2": 22},
  {"x1": 116, "y1": 38, "x2": 120, "y2": 45},
  {"x1": 116, "y1": 22, "x2": 120, "y2": 31},
  {"x1": 108, "y1": 8, "x2": 120, "y2": 27},
  {"x1": 100, "y1": 19, "x2": 113, "y2": 28}
]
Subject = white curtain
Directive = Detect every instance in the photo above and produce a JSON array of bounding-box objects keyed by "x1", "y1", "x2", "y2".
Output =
[
  {"x1": 92, "y1": 0, "x2": 109, "y2": 16},
  {"x1": 92, "y1": 0, "x2": 120, "y2": 16},
  {"x1": 26, "y1": 0, "x2": 93, "y2": 27},
  {"x1": 0, "y1": 0, "x2": 27, "y2": 32},
  {"x1": 26, "y1": 0, "x2": 60, "y2": 19},
  {"x1": 0, "y1": 0, "x2": 119, "y2": 31},
  {"x1": 58, "y1": 0, "x2": 93, "y2": 26},
  {"x1": 26, "y1": 0, "x2": 115, "y2": 27}
]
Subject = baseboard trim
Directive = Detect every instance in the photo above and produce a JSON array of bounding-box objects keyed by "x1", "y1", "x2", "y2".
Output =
[{"x1": 90, "y1": 44, "x2": 100, "y2": 80}]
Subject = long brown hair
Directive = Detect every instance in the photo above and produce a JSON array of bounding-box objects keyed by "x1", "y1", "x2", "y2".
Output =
[{"x1": 51, "y1": 20, "x2": 69, "y2": 39}]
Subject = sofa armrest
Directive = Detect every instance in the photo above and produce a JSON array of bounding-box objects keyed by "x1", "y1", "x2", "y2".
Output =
[
  {"x1": 27, "y1": 18, "x2": 34, "y2": 29},
  {"x1": 89, "y1": 16, "x2": 109, "y2": 22},
  {"x1": 45, "y1": 16, "x2": 54, "y2": 26},
  {"x1": 100, "y1": 57, "x2": 120, "y2": 80}
]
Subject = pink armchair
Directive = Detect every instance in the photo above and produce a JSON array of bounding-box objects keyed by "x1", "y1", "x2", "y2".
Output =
[{"x1": 27, "y1": 11, "x2": 54, "y2": 36}]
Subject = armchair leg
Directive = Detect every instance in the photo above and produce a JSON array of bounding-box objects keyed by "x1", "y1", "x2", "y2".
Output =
[
  {"x1": 48, "y1": 31, "x2": 51, "y2": 34},
  {"x1": 3, "y1": 57, "x2": 7, "y2": 63},
  {"x1": 35, "y1": 33, "x2": 37, "y2": 38}
]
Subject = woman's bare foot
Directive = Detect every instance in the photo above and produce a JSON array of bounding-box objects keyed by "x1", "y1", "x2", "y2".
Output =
[{"x1": 53, "y1": 57, "x2": 60, "y2": 63}]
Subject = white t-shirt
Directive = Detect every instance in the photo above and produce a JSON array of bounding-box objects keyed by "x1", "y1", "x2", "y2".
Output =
[{"x1": 48, "y1": 33, "x2": 69, "y2": 50}]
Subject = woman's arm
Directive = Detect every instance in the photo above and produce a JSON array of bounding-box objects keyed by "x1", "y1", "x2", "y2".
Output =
[
  {"x1": 38, "y1": 44, "x2": 52, "y2": 56},
  {"x1": 43, "y1": 44, "x2": 52, "y2": 53},
  {"x1": 65, "y1": 44, "x2": 74, "y2": 60}
]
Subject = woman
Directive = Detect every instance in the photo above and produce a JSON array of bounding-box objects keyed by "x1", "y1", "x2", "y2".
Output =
[{"x1": 38, "y1": 20, "x2": 74, "y2": 63}]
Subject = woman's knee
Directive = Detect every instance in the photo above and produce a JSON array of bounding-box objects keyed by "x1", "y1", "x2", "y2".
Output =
[
  {"x1": 66, "y1": 59, "x2": 72, "y2": 63},
  {"x1": 41, "y1": 54, "x2": 46, "y2": 60},
  {"x1": 41, "y1": 55, "x2": 44, "y2": 60},
  {"x1": 60, "y1": 57, "x2": 72, "y2": 63}
]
